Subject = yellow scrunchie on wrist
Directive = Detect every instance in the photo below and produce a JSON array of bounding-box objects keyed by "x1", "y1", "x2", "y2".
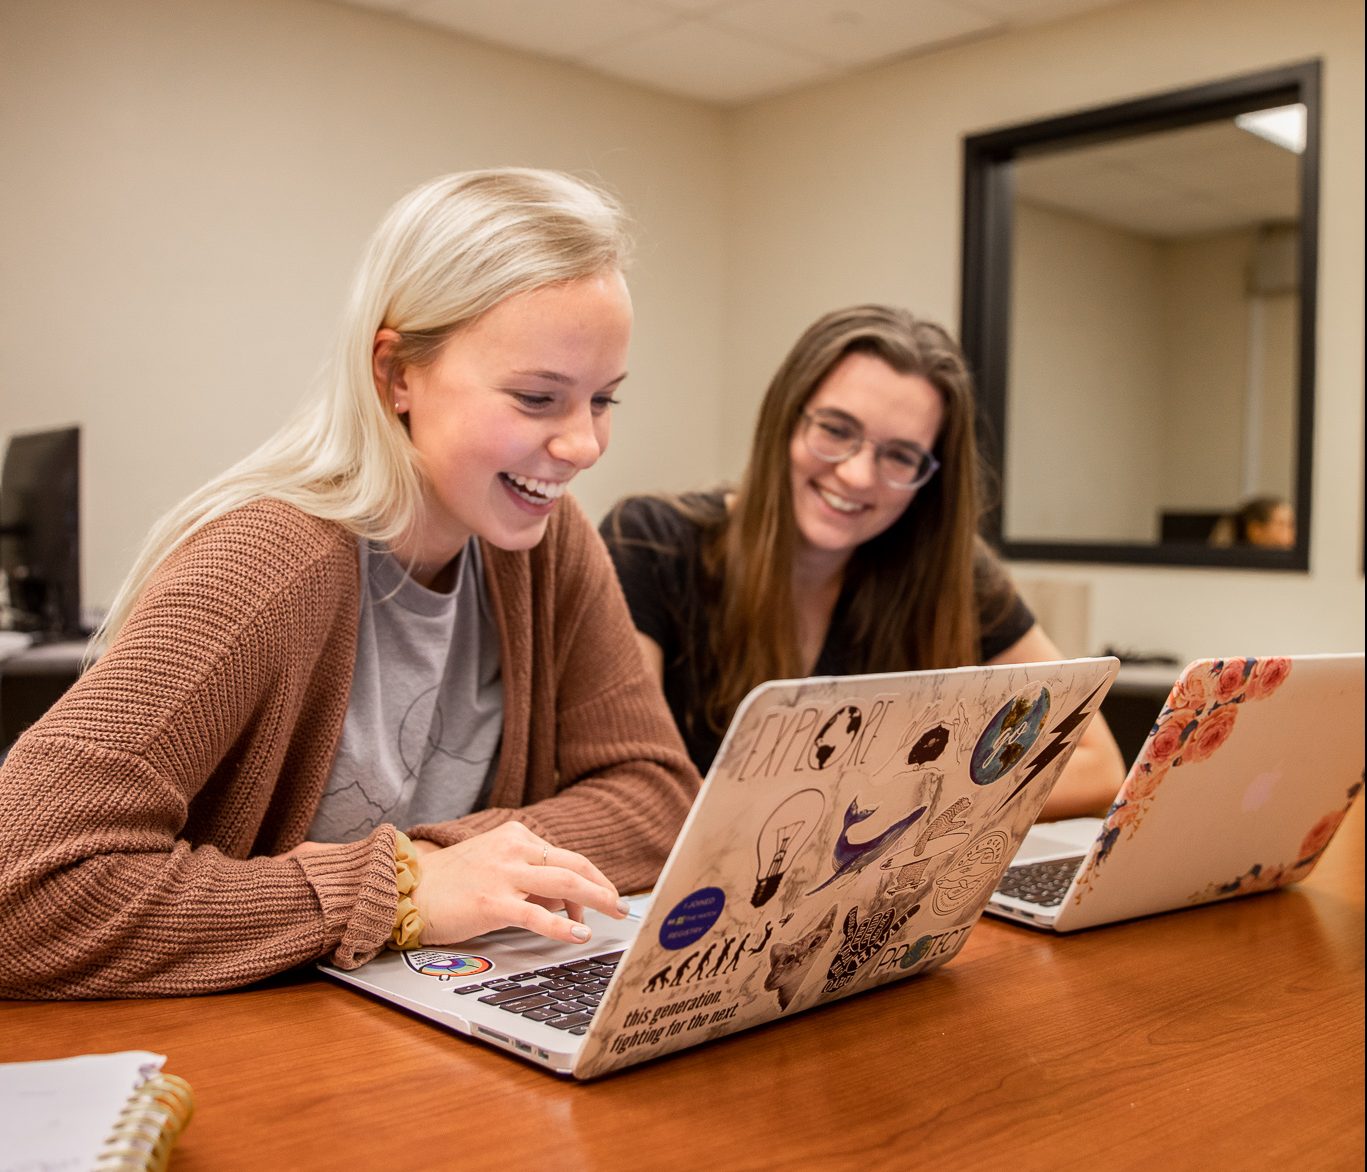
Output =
[{"x1": 388, "y1": 831, "x2": 424, "y2": 950}]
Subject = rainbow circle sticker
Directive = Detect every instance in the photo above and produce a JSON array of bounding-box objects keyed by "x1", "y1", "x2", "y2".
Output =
[{"x1": 402, "y1": 950, "x2": 494, "y2": 978}]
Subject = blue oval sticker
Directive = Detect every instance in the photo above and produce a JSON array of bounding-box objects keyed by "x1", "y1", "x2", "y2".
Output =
[{"x1": 658, "y1": 887, "x2": 726, "y2": 950}]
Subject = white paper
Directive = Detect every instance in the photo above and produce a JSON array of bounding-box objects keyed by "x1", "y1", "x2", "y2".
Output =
[{"x1": 0, "y1": 1051, "x2": 165, "y2": 1172}]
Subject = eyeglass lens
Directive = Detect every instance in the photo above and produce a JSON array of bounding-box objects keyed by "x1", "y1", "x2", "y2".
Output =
[{"x1": 803, "y1": 410, "x2": 936, "y2": 489}]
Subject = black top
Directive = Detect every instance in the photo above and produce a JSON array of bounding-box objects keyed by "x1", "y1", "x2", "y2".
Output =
[{"x1": 600, "y1": 491, "x2": 1036, "y2": 776}]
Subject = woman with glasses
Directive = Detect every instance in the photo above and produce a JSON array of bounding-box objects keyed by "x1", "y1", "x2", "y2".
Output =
[{"x1": 600, "y1": 304, "x2": 1122, "y2": 820}]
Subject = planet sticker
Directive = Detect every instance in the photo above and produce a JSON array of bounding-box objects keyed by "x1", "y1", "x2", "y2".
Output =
[
  {"x1": 970, "y1": 684, "x2": 1050, "y2": 785},
  {"x1": 402, "y1": 950, "x2": 494, "y2": 978}
]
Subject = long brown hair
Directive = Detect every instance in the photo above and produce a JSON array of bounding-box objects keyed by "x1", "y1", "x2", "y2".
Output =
[{"x1": 699, "y1": 305, "x2": 1001, "y2": 733}]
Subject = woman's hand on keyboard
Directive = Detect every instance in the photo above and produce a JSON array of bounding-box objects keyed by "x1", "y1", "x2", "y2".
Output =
[{"x1": 412, "y1": 821, "x2": 630, "y2": 946}]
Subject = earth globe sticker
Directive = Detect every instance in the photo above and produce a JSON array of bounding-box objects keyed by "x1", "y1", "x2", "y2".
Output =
[
  {"x1": 808, "y1": 705, "x2": 862, "y2": 770},
  {"x1": 970, "y1": 684, "x2": 1051, "y2": 785}
]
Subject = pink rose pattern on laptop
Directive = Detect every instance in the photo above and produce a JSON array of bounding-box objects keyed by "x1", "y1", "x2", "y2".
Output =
[
  {"x1": 1189, "y1": 777, "x2": 1364, "y2": 901},
  {"x1": 1074, "y1": 657, "x2": 1293, "y2": 896}
]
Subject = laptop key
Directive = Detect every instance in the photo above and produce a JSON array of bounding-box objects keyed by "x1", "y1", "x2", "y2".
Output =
[
  {"x1": 479, "y1": 987, "x2": 550, "y2": 1006},
  {"x1": 508, "y1": 995, "x2": 559, "y2": 1013},
  {"x1": 544, "y1": 1011, "x2": 595, "y2": 1030},
  {"x1": 997, "y1": 856, "x2": 1086, "y2": 907}
]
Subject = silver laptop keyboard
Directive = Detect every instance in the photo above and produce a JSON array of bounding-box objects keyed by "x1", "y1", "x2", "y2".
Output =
[
  {"x1": 997, "y1": 857, "x2": 1086, "y2": 907},
  {"x1": 453, "y1": 951, "x2": 625, "y2": 1035}
]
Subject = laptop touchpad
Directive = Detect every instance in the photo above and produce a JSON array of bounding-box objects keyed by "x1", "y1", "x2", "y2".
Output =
[{"x1": 1012, "y1": 817, "x2": 1102, "y2": 864}]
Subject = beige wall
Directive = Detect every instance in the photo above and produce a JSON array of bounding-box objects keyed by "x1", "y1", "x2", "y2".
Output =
[
  {"x1": 1158, "y1": 229, "x2": 1298, "y2": 506},
  {"x1": 1009, "y1": 200, "x2": 1167, "y2": 542},
  {"x1": 1157, "y1": 230, "x2": 1250, "y2": 508},
  {"x1": 727, "y1": 0, "x2": 1364, "y2": 659},
  {"x1": 2, "y1": 0, "x2": 1363, "y2": 662},
  {"x1": 1008, "y1": 207, "x2": 1299, "y2": 544},
  {"x1": 0, "y1": 0, "x2": 728, "y2": 610}
]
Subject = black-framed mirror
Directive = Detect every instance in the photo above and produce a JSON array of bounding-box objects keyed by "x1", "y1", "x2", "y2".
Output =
[{"x1": 961, "y1": 61, "x2": 1319, "y2": 570}]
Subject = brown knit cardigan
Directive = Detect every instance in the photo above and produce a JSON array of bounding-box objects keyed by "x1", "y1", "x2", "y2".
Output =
[{"x1": 0, "y1": 496, "x2": 698, "y2": 999}]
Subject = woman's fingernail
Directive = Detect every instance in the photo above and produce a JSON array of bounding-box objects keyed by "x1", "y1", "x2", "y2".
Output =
[
  {"x1": 616, "y1": 898, "x2": 631, "y2": 916},
  {"x1": 571, "y1": 924, "x2": 591, "y2": 942}
]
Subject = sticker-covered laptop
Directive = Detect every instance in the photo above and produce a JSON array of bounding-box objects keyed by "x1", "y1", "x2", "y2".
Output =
[
  {"x1": 988, "y1": 652, "x2": 1364, "y2": 932},
  {"x1": 321, "y1": 656, "x2": 1119, "y2": 1078}
]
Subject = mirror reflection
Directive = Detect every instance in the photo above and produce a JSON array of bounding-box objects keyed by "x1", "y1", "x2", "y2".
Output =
[
  {"x1": 962, "y1": 62, "x2": 1319, "y2": 570},
  {"x1": 1007, "y1": 112, "x2": 1301, "y2": 547}
]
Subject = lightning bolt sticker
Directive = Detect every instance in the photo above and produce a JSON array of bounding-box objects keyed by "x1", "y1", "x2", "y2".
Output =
[{"x1": 993, "y1": 679, "x2": 1109, "y2": 812}]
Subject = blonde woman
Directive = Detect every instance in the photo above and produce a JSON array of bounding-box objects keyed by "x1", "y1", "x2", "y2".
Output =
[
  {"x1": 602, "y1": 305, "x2": 1122, "y2": 820},
  {"x1": 0, "y1": 169, "x2": 697, "y2": 999}
]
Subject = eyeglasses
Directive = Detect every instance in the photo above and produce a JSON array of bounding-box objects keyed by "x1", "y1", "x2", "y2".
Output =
[{"x1": 799, "y1": 409, "x2": 940, "y2": 491}]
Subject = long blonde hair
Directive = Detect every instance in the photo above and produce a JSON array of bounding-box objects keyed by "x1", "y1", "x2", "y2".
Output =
[{"x1": 98, "y1": 168, "x2": 630, "y2": 644}]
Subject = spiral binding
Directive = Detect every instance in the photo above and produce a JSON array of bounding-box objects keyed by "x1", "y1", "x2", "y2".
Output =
[{"x1": 93, "y1": 1073, "x2": 195, "y2": 1172}]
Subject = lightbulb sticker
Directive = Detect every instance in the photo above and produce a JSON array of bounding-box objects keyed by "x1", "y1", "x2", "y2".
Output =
[{"x1": 751, "y1": 787, "x2": 826, "y2": 907}]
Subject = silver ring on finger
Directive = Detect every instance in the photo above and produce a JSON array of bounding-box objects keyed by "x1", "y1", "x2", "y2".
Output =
[{"x1": 540, "y1": 843, "x2": 549, "y2": 866}]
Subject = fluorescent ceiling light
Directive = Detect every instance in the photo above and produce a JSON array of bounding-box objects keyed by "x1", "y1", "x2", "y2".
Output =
[{"x1": 1235, "y1": 104, "x2": 1306, "y2": 154}]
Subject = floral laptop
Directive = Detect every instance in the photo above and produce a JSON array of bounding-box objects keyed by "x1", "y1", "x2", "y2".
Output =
[{"x1": 988, "y1": 653, "x2": 1364, "y2": 932}]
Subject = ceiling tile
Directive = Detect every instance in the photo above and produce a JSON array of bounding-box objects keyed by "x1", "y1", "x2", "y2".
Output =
[
  {"x1": 331, "y1": 0, "x2": 420, "y2": 13},
  {"x1": 957, "y1": 0, "x2": 1130, "y2": 21},
  {"x1": 580, "y1": 19, "x2": 832, "y2": 104},
  {"x1": 628, "y1": 0, "x2": 737, "y2": 11},
  {"x1": 407, "y1": 0, "x2": 678, "y2": 59},
  {"x1": 327, "y1": 0, "x2": 1143, "y2": 105},
  {"x1": 1016, "y1": 119, "x2": 1301, "y2": 239},
  {"x1": 714, "y1": 0, "x2": 996, "y2": 67}
]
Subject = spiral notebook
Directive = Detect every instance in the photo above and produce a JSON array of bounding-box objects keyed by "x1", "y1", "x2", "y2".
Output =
[{"x1": 0, "y1": 1050, "x2": 194, "y2": 1171}]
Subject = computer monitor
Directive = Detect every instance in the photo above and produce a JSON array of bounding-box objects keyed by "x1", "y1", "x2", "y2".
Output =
[
  {"x1": 1158, "y1": 509, "x2": 1226, "y2": 544},
  {"x1": 0, "y1": 426, "x2": 82, "y2": 639}
]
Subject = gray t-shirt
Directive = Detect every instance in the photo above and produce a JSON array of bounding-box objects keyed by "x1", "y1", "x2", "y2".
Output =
[{"x1": 307, "y1": 538, "x2": 503, "y2": 842}]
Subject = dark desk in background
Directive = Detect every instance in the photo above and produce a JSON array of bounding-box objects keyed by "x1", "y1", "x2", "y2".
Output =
[
  {"x1": 0, "y1": 648, "x2": 1188, "y2": 773},
  {"x1": 0, "y1": 638, "x2": 88, "y2": 750},
  {"x1": 1099, "y1": 662, "x2": 1178, "y2": 763}
]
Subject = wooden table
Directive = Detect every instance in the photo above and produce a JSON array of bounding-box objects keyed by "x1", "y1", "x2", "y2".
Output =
[{"x1": 4, "y1": 803, "x2": 1362, "y2": 1170}]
